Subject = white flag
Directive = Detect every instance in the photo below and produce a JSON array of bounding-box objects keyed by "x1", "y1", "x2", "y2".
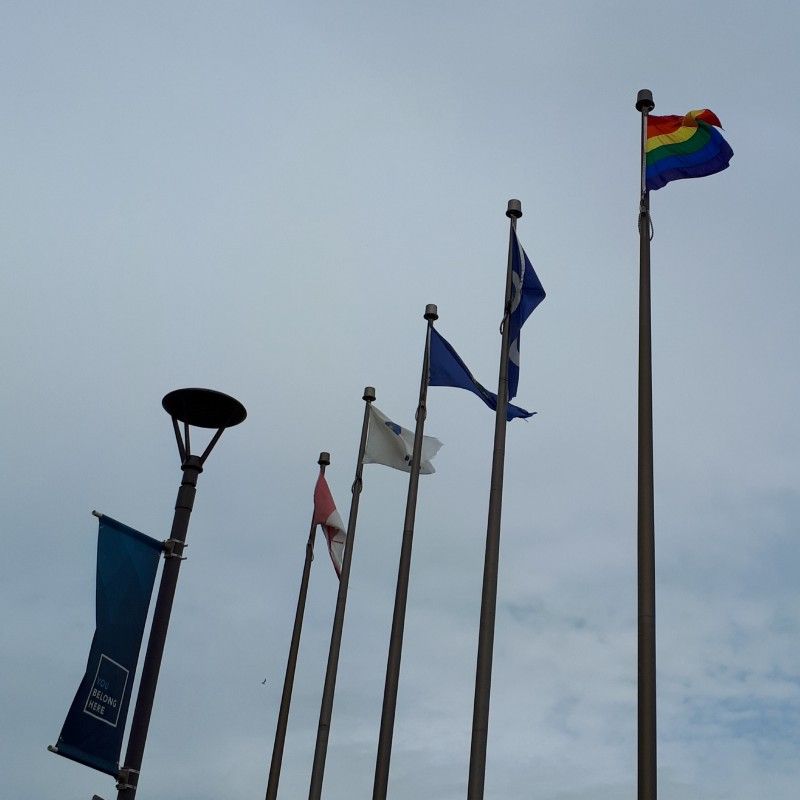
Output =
[{"x1": 363, "y1": 405, "x2": 442, "y2": 474}]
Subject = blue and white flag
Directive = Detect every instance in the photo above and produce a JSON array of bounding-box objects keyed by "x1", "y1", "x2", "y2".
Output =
[
  {"x1": 508, "y1": 228, "x2": 545, "y2": 399},
  {"x1": 363, "y1": 405, "x2": 442, "y2": 474},
  {"x1": 51, "y1": 515, "x2": 162, "y2": 776},
  {"x1": 429, "y1": 328, "x2": 534, "y2": 421}
]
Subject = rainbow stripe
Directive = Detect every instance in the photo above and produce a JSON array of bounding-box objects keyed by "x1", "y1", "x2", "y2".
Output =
[{"x1": 646, "y1": 109, "x2": 733, "y2": 191}]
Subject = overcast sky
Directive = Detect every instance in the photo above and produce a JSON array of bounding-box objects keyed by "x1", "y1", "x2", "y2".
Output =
[{"x1": 2, "y1": 2, "x2": 798, "y2": 799}]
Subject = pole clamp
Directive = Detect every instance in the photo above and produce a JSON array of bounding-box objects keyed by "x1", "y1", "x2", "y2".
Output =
[
  {"x1": 163, "y1": 539, "x2": 188, "y2": 560},
  {"x1": 638, "y1": 207, "x2": 654, "y2": 241},
  {"x1": 115, "y1": 767, "x2": 139, "y2": 791}
]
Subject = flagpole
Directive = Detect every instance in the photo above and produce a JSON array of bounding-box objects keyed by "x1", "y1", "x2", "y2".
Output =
[
  {"x1": 308, "y1": 387, "x2": 375, "y2": 800},
  {"x1": 466, "y1": 200, "x2": 520, "y2": 800},
  {"x1": 372, "y1": 304, "x2": 438, "y2": 800},
  {"x1": 265, "y1": 451, "x2": 330, "y2": 800},
  {"x1": 636, "y1": 87, "x2": 657, "y2": 800}
]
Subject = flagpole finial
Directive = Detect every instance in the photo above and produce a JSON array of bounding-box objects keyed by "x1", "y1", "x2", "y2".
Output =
[
  {"x1": 363, "y1": 386, "x2": 376, "y2": 402},
  {"x1": 424, "y1": 303, "x2": 438, "y2": 321},
  {"x1": 318, "y1": 451, "x2": 330, "y2": 466},
  {"x1": 636, "y1": 89, "x2": 655, "y2": 113},
  {"x1": 506, "y1": 199, "x2": 522, "y2": 219}
]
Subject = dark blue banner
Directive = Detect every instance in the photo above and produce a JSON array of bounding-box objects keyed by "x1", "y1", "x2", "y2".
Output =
[{"x1": 52, "y1": 515, "x2": 162, "y2": 776}]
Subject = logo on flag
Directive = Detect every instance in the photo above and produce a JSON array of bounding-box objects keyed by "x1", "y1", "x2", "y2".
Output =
[
  {"x1": 508, "y1": 229, "x2": 545, "y2": 399},
  {"x1": 83, "y1": 655, "x2": 129, "y2": 728},
  {"x1": 384, "y1": 420, "x2": 402, "y2": 436}
]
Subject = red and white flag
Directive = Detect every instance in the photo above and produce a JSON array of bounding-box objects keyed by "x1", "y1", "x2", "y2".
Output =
[{"x1": 313, "y1": 471, "x2": 346, "y2": 577}]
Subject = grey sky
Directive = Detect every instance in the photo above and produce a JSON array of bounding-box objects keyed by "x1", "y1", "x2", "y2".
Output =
[{"x1": 1, "y1": 2, "x2": 798, "y2": 799}]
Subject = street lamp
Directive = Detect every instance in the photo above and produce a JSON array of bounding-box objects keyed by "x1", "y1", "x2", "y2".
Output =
[{"x1": 115, "y1": 388, "x2": 246, "y2": 800}]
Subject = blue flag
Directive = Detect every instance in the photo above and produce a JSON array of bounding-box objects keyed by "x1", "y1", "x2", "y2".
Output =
[
  {"x1": 508, "y1": 228, "x2": 545, "y2": 399},
  {"x1": 429, "y1": 327, "x2": 534, "y2": 421},
  {"x1": 51, "y1": 516, "x2": 162, "y2": 776}
]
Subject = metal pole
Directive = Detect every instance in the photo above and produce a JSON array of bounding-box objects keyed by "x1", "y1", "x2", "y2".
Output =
[
  {"x1": 265, "y1": 452, "x2": 331, "y2": 800},
  {"x1": 372, "y1": 304, "x2": 438, "y2": 800},
  {"x1": 308, "y1": 388, "x2": 375, "y2": 800},
  {"x1": 466, "y1": 200, "x2": 520, "y2": 800},
  {"x1": 116, "y1": 455, "x2": 202, "y2": 800},
  {"x1": 636, "y1": 87, "x2": 657, "y2": 800},
  {"x1": 111, "y1": 388, "x2": 244, "y2": 800}
]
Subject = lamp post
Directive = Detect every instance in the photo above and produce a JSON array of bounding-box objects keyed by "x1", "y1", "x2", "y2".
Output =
[{"x1": 116, "y1": 388, "x2": 246, "y2": 800}]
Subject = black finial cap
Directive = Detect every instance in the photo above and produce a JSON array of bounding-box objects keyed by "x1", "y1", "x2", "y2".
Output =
[
  {"x1": 636, "y1": 89, "x2": 655, "y2": 113},
  {"x1": 506, "y1": 199, "x2": 522, "y2": 219}
]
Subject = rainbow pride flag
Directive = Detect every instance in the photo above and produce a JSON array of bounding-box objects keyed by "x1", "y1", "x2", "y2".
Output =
[{"x1": 646, "y1": 109, "x2": 733, "y2": 191}]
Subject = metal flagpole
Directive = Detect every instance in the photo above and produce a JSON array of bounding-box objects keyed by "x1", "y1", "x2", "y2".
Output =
[
  {"x1": 636, "y1": 87, "x2": 657, "y2": 800},
  {"x1": 265, "y1": 451, "x2": 331, "y2": 800},
  {"x1": 308, "y1": 387, "x2": 375, "y2": 800},
  {"x1": 466, "y1": 200, "x2": 520, "y2": 800},
  {"x1": 372, "y1": 304, "x2": 438, "y2": 800}
]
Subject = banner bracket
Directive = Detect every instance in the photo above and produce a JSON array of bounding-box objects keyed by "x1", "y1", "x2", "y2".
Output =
[
  {"x1": 162, "y1": 539, "x2": 187, "y2": 560},
  {"x1": 115, "y1": 767, "x2": 139, "y2": 791}
]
